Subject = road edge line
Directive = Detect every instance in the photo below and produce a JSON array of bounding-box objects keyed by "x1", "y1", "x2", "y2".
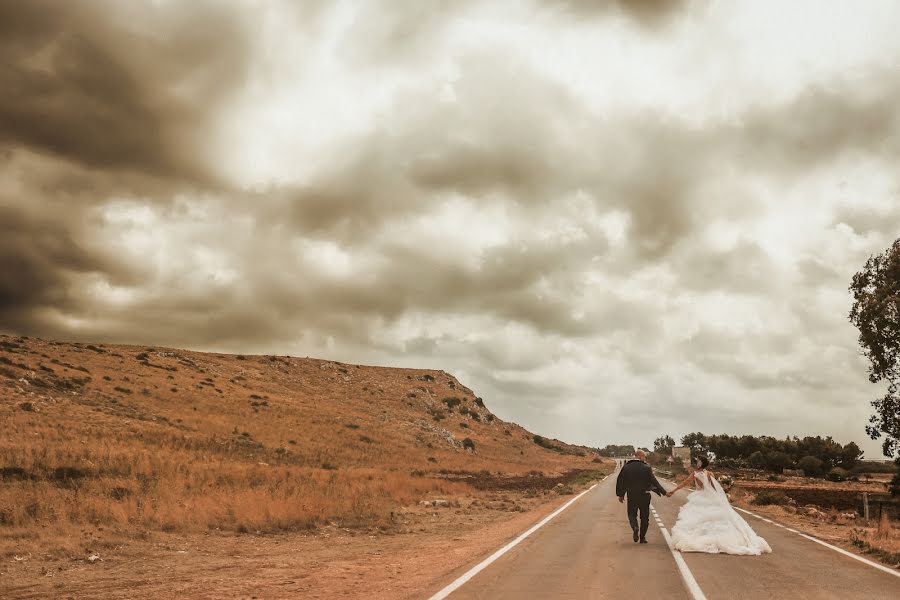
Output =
[
  {"x1": 651, "y1": 506, "x2": 709, "y2": 600},
  {"x1": 426, "y1": 476, "x2": 607, "y2": 600},
  {"x1": 733, "y1": 507, "x2": 900, "y2": 579}
]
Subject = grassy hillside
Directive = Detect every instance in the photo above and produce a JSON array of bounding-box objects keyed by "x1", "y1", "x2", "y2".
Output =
[{"x1": 0, "y1": 334, "x2": 601, "y2": 539}]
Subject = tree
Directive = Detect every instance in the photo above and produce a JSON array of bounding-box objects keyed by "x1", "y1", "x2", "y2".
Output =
[
  {"x1": 840, "y1": 442, "x2": 863, "y2": 470},
  {"x1": 764, "y1": 451, "x2": 793, "y2": 473},
  {"x1": 653, "y1": 435, "x2": 675, "y2": 453},
  {"x1": 681, "y1": 432, "x2": 708, "y2": 458},
  {"x1": 797, "y1": 455, "x2": 824, "y2": 477},
  {"x1": 849, "y1": 238, "x2": 900, "y2": 457},
  {"x1": 748, "y1": 450, "x2": 766, "y2": 469}
]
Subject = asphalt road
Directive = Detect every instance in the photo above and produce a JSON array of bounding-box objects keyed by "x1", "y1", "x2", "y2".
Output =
[{"x1": 426, "y1": 464, "x2": 900, "y2": 599}]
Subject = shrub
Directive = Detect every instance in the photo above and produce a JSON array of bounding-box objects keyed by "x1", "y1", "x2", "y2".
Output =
[
  {"x1": 826, "y1": 467, "x2": 850, "y2": 482},
  {"x1": 442, "y1": 397, "x2": 462, "y2": 410},
  {"x1": 765, "y1": 451, "x2": 793, "y2": 472},
  {"x1": 474, "y1": 397, "x2": 485, "y2": 407},
  {"x1": 533, "y1": 435, "x2": 561, "y2": 452},
  {"x1": 798, "y1": 456, "x2": 825, "y2": 477},
  {"x1": 752, "y1": 490, "x2": 790, "y2": 506},
  {"x1": 749, "y1": 450, "x2": 766, "y2": 469},
  {"x1": 462, "y1": 438, "x2": 475, "y2": 451}
]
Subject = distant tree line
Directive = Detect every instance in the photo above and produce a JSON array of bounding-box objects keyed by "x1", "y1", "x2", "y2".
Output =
[
  {"x1": 678, "y1": 432, "x2": 863, "y2": 477},
  {"x1": 596, "y1": 444, "x2": 636, "y2": 457}
]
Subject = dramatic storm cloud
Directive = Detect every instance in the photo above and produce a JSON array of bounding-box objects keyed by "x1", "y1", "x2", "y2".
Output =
[{"x1": 3, "y1": 0, "x2": 900, "y2": 455}]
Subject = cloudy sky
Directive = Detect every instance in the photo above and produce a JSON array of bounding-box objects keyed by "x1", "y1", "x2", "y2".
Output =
[{"x1": 3, "y1": 0, "x2": 900, "y2": 455}]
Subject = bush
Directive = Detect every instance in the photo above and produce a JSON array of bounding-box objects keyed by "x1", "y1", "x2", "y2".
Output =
[
  {"x1": 752, "y1": 490, "x2": 790, "y2": 506},
  {"x1": 442, "y1": 397, "x2": 462, "y2": 410},
  {"x1": 798, "y1": 455, "x2": 825, "y2": 477},
  {"x1": 462, "y1": 438, "x2": 475, "y2": 451},
  {"x1": 765, "y1": 451, "x2": 793, "y2": 472},
  {"x1": 826, "y1": 467, "x2": 850, "y2": 482},
  {"x1": 749, "y1": 450, "x2": 766, "y2": 469},
  {"x1": 533, "y1": 435, "x2": 561, "y2": 451}
]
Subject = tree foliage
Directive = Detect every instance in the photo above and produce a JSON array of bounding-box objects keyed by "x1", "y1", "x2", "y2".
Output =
[
  {"x1": 849, "y1": 238, "x2": 900, "y2": 458},
  {"x1": 596, "y1": 444, "x2": 635, "y2": 457},
  {"x1": 677, "y1": 432, "x2": 862, "y2": 474},
  {"x1": 653, "y1": 435, "x2": 675, "y2": 453}
]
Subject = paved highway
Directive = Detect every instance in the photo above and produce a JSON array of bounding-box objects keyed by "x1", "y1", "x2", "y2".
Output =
[{"x1": 426, "y1": 463, "x2": 900, "y2": 599}]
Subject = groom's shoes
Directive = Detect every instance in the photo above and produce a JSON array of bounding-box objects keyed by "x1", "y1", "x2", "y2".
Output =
[
  {"x1": 632, "y1": 527, "x2": 639, "y2": 543},
  {"x1": 639, "y1": 538, "x2": 648, "y2": 544}
]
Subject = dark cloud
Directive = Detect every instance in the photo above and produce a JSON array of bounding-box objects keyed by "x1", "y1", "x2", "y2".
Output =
[
  {"x1": 736, "y1": 76, "x2": 900, "y2": 172},
  {"x1": 0, "y1": 0, "x2": 252, "y2": 184},
  {"x1": 544, "y1": 0, "x2": 695, "y2": 28},
  {"x1": 674, "y1": 241, "x2": 775, "y2": 294}
]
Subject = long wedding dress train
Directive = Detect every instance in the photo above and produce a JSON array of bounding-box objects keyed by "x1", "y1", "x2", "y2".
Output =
[{"x1": 670, "y1": 469, "x2": 772, "y2": 555}]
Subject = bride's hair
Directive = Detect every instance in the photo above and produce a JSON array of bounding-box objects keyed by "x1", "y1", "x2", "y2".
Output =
[{"x1": 694, "y1": 455, "x2": 710, "y2": 469}]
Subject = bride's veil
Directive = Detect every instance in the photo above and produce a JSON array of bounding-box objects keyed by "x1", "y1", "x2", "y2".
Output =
[{"x1": 699, "y1": 469, "x2": 730, "y2": 505}]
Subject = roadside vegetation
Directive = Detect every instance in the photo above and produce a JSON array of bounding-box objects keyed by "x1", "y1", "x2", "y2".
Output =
[{"x1": 0, "y1": 335, "x2": 604, "y2": 557}]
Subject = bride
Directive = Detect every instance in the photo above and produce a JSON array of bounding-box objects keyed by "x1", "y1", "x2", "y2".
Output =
[{"x1": 666, "y1": 456, "x2": 772, "y2": 555}]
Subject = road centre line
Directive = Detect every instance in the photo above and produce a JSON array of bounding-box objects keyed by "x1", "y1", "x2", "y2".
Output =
[
  {"x1": 427, "y1": 475, "x2": 609, "y2": 599},
  {"x1": 651, "y1": 506, "x2": 708, "y2": 600}
]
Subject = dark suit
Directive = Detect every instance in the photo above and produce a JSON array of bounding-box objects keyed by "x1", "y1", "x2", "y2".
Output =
[{"x1": 615, "y1": 459, "x2": 667, "y2": 540}]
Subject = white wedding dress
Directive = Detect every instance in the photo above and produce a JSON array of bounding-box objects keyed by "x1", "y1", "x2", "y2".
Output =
[{"x1": 670, "y1": 469, "x2": 772, "y2": 555}]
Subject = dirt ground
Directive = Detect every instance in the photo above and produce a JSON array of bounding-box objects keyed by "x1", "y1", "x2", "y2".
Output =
[
  {"x1": 728, "y1": 479, "x2": 900, "y2": 569},
  {"x1": 1, "y1": 485, "x2": 592, "y2": 599}
]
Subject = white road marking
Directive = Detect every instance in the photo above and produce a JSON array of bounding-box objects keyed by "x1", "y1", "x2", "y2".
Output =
[
  {"x1": 733, "y1": 507, "x2": 900, "y2": 580},
  {"x1": 651, "y1": 506, "x2": 708, "y2": 600},
  {"x1": 427, "y1": 475, "x2": 608, "y2": 600}
]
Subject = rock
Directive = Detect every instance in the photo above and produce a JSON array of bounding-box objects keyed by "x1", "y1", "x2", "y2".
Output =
[
  {"x1": 87, "y1": 554, "x2": 102, "y2": 563},
  {"x1": 433, "y1": 499, "x2": 450, "y2": 507},
  {"x1": 419, "y1": 500, "x2": 432, "y2": 507}
]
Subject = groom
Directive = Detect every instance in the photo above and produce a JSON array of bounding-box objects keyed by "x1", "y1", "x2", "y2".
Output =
[{"x1": 615, "y1": 450, "x2": 668, "y2": 544}]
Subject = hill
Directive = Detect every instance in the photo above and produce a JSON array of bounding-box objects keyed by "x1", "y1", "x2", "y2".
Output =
[{"x1": 0, "y1": 334, "x2": 603, "y2": 542}]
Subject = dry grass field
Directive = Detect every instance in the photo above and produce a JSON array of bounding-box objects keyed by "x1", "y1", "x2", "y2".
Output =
[
  {"x1": 0, "y1": 334, "x2": 604, "y2": 564},
  {"x1": 725, "y1": 472, "x2": 900, "y2": 568}
]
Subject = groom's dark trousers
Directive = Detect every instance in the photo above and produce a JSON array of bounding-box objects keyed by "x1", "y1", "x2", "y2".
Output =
[
  {"x1": 626, "y1": 492, "x2": 652, "y2": 539},
  {"x1": 615, "y1": 459, "x2": 666, "y2": 540}
]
